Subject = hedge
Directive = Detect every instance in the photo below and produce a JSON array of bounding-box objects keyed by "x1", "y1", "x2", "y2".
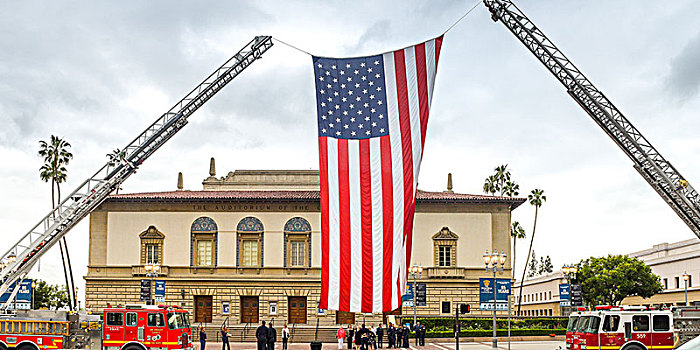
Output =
[
  {"x1": 395, "y1": 317, "x2": 567, "y2": 331},
  {"x1": 423, "y1": 328, "x2": 566, "y2": 338}
]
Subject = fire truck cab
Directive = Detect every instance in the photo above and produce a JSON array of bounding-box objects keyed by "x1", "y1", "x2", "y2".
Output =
[
  {"x1": 566, "y1": 306, "x2": 674, "y2": 350},
  {"x1": 102, "y1": 304, "x2": 193, "y2": 350}
]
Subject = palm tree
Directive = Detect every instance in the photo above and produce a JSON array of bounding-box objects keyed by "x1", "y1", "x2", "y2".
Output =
[
  {"x1": 516, "y1": 188, "x2": 546, "y2": 315},
  {"x1": 107, "y1": 148, "x2": 126, "y2": 194},
  {"x1": 510, "y1": 221, "x2": 526, "y2": 275},
  {"x1": 483, "y1": 175, "x2": 498, "y2": 196},
  {"x1": 38, "y1": 135, "x2": 76, "y2": 310},
  {"x1": 494, "y1": 164, "x2": 511, "y2": 196},
  {"x1": 503, "y1": 181, "x2": 520, "y2": 197}
]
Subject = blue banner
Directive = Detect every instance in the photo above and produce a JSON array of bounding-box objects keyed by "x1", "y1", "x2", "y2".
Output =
[
  {"x1": 154, "y1": 280, "x2": 165, "y2": 302},
  {"x1": 479, "y1": 278, "x2": 510, "y2": 311},
  {"x1": 559, "y1": 284, "x2": 570, "y2": 300},
  {"x1": 0, "y1": 279, "x2": 32, "y2": 304}
]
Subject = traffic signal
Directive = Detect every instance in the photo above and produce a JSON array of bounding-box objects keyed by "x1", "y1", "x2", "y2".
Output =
[{"x1": 459, "y1": 304, "x2": 470, "y2": 314}]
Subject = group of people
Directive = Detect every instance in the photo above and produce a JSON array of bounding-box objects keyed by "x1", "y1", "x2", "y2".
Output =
[
  {"x1": 198, "y1": 322, "x2": 291, "y2": 350},
  {"x1": 336, "y1": 322, "x2": 428, "y2": 350}
]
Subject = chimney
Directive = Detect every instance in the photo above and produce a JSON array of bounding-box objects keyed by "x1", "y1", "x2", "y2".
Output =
[
  {"x1": 177, "y1": 172, "x2": 184, "y2": 191},
  {"x1": 209, "y1": 157, "x2": 216, "y2": 177},
  {"x1": 446, "y1": 173, "x2": 453, "y2": 193}
]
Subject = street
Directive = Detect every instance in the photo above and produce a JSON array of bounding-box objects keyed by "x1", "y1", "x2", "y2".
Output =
[{"x1": 198, "y1": 342, "x2": 565, "y2": 350}]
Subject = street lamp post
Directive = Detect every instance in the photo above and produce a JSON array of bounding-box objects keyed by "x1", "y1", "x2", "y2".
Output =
[
  {"x1": 562, "y1": 264, "x2": 578, "y2": 316},
  {"x1": 31, "y1": 281, "x2": 36, "y2": 310},
  {"x1": 144, "y1": 263, "x2": 161, "y2": 305},
  {"x1": 683, "y1": 272, "x2": 690, "y2": 305},
  {"x1": 484, "y1": 250, "x2": 507, "y2": 350},
  {"x1": 408, "y1": 265, "x2": 423, "y2": 344}
]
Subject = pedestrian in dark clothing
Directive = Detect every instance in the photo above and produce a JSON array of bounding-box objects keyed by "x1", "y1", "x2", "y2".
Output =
[
  {"x1": 418, "y1": 324, "x2": 426, "y2": 346},
  {"x1": 402, "y1": 326, "x2": 409, "y2": 349},
  {"x1": 359, "y1": 324, "x2": 369, "y2": 350},
  {"x1": 200, "y1": 327, "x2": 207, "y2": 350},
  {"x1": 348, "y1": 326, "x2": 355, "y2": 350},
  {"x1": 256, "y1": 321, "x2": 268, "y2": 350},
  {"x1": 377, "y1": 324, "x2": 384, "y2": 348},
  {"x1": 221, "y1": 326, "x2": 231, "y2": 350},
  {"x1": 267, "y1": 323, "x2": 277, "y2": 350},
  {"x1": 387, "y1": 324, "x2": 395, "y2": 348}
]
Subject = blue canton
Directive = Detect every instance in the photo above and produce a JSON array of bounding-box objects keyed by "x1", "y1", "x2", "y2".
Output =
[{"x1": 313, "y1": 54, "x2": 389, "y2": 139}]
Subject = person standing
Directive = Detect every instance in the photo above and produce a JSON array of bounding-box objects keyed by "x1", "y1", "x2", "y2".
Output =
[
  {"x1": 413, "y1": 322, "x2": 420, "y2": 346},
  {"x1": 221, "y1": 326, "x2": 231, "y2": 350},
  {"x1": 337, "y1": 326, "x2": 346, "y2": 350},
  {"x1": 347, "y1": 325, "x2": 355, "y2": 350},
  {"x1": 267, "y1": 322, "x2": 277, "y2": 350},
  {"x1": 376, "y1": 324, "x2": 384, "y2": 348},
  {"x1": 402, "y1": 325, "x2": 409, "y2": 349},
  {"x1": 387, "y1": 323, "x2": 395, "y2": 349},
  {"x1": 256, "y1": 321, "x2": 268, "y2": 350},
  {"x1": 282, "y1": 324, "x2": 290, "y2": 350},
  {"x1": 199, "y1": 327, "x2": 207, "y2": 350},
  {"x1": 418, "y1": 323, "x2": 426, "y2": 346}
]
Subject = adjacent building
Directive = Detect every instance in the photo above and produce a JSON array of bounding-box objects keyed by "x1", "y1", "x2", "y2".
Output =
[
  {"x1": 514, "y1": 237, "x2": 700, "y2": 316},
  {"x1": 84, "y1": 160, "x2": 524, "y2": 327}
]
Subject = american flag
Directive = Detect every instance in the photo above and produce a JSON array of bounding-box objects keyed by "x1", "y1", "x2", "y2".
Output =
[{"x1": 314, "y1": 36, "x2": 443, "y2": 313}]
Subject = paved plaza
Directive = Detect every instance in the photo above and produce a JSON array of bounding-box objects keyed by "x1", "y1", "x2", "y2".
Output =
[{"x1": 198, "y1": 341, "x2": 565, "y2": 350}]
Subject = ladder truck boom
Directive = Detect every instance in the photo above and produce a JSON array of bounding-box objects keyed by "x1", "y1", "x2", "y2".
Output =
[
  {"x1": 0, "y1": 36, "x2": 273, "y2": 308},
  {"x1": 483, "y1": 0, "x2": 700, "y2": 238}
]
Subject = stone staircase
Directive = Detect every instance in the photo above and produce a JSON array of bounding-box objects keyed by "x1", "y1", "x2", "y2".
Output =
[{"x1": 194, "y1": 324, "x2": 339, "y2": 343}]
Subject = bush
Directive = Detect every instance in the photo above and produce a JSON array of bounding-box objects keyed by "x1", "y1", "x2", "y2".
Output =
[
  {"x1": 424, "y1": 328, "x2": 566, "y2": 338},
  {"x1": 396, "y1": 317, "x2": 567, "y2": 332}
]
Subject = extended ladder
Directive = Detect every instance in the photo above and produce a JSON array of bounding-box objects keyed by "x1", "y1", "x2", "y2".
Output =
[
  {"x1": 483, "y1": 0, "x2": 700, "y2": 238},
  {"x1": 0, "y1": 36, "x2": 274, "y2": 308}
]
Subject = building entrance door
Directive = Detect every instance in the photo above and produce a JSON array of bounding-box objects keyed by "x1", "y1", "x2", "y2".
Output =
[
  {"x1": 194, "y1": 295, "x2": 213, "y2": 323},
  {"x1": 382, "y1": 306, "x2": 402, "y2": 325},
  {"x1": 288, "y1": 296, "x2": 307, "y2": 324},
  {"x1": 336, "y1": 311, "x2": 355, "y2": 325},
  {"x1": 241, "y1": 296, "x2": 259, "y2": 324}
]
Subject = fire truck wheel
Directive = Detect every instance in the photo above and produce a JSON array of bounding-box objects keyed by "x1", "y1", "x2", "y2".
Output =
[
  {"x1": 16, "y1": 345, "x2": 38, "y2": 350},
  {"x1": 622, "y1": 345, "x2": 644, "y2": 350},
  {"x1": 123, "y1": 345, "x2": 146, "y2": 350}
]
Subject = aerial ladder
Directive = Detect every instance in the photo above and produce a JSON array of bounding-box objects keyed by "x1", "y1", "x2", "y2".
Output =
[
  {"x1": 483, "y1": 0, "x2": 700, "y2": 239},
  {"x1": 0, "y1": 36, "x2": 274, "y2": 309}
]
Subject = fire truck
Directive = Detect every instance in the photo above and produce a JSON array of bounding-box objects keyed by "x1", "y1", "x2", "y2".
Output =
[
  {"x1": 0, "y1": 304, "x2": 193, "y2": 350},
  {"x1": 565, "y1": 306, "x2": 700, "y2": 350}
]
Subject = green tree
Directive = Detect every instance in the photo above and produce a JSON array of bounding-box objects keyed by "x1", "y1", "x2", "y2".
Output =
[
  {"x1": 517, "y1": 188, "x2": 546, "y2": 315},
  {"x1": 33, "y1": 280, "x2": 70, "y2": 310},
  {"x1": 527, "y1": 251, "x2": 538, "y2": 278},
  {"x1": 106, "y1": 148, "x2": 127, "y2": 194},
  {"x1": 38, "y1": 135, "x2": 76, "y2": 310},
  {"x1": 494, "y1": 164, "x2": 511, "y2": 196},
  {"x1": 510, "y1": 221, "x2": 526, "y2": 277},
  {"x1": 577, "y1": 255, "x2": 663, "y2": 306},
  {"x1": 483, "y1": 175, "x2": 498, "y2": 196},
  {"x1": 541, "y1": 255, "x2": 553, "y2": 274}
]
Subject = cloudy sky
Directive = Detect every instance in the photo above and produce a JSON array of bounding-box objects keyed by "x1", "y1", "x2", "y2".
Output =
[{"x1": 1, "y1": 1, "x2": 699, "y2": 304}]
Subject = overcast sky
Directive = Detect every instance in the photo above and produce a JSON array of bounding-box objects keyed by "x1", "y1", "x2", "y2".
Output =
[{"x1": 1, "y1": 1, "x2": 699, "y2": 305}]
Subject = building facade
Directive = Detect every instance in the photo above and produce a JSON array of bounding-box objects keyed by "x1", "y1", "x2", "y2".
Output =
[
  {"x1": 514, "y1": 238, "x2": 700, "y2": 316},
  {"x1": 85, "y1": 163, "x2": 524, "y2": 326}
]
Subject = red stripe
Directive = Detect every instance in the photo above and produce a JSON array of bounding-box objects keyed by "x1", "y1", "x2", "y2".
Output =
[
  {"x1": 337, "y1": 139, "x2": 352, "y2": 312},
  {"x1": 435, "y1": 35, "x2": 444, "y2": 69},
  {"x1": 393, "y1": 49, "x2": 416, "y2": 291},
  {"x1": 380, "y1": 135, "x2": 394, "y2": 311},
  {"x1": 359, "y1": 139, "x2": 373, "y2": 313},
  {"x1": 318, "y1": 137, "x2": 330, "y2": 309},
  {"x1": 414, "y1": 42, "x2": 429, "y2": 150}
]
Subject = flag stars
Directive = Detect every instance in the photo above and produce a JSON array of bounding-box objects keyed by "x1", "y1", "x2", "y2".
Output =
[
  {"x1": 361, "y1": 76, "x2": 367, "y2": 81},
  {"x1": 368, "y1": 68, "x2": 373, "y2": 73},
  {"x1": 351, "y1": 131, "x2": 356, "y2": 136},
  {"x1": 317, "y1": 63, "x2": 323, "y2": 68},
  {"x1": 336, "y1": 118, "x2": 341, "y2": 122},
  {"x1": 340, "y1": 70, "x2": 345, "y2": 75},
  {"x1": 328, "y1": 110, "x2": 334, "y2": 115},
  {"x1": 350, "y1": 117, "x2": 356, "y2": 122},
  {"x1": 365, "y1": 130, "x2": 371, "y2": 135},
  {"x1": 375, "y1": 73, "x2": 381, "y2": 78},
  {"x1": 378, "y1": 100, "x2": 383, "y2": 105},
  {"x1": 346, "y1": 63, "x2": 351, "y2": 68},
  {"x1": 329, "y1": 123, "x2": 334, "y2": 128},
  {"x1": 332, "y1": 65, "x2": 336, "y2": 69},
  {"x1": 374, "y1": 60, "x2": 379, "y2": 65},
  {"x1": 360, "y1": 62, "x2": 366, "y2": 67},
  {"x1": 379, "y1": 128, "x2": 385, "y2": 132},
  {"x1": 354, "y1": 70, "x2": 359, "y2": 75},
  {"x1": 344, "y1": 124, "x2": 349, "y2": 129}
]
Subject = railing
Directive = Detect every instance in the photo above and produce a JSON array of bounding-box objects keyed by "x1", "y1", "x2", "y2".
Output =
[
  {"x1": 241, "y1": 322, "x2": 250, "y2": 343},
  {"x1": 290, "y1": 317, "x2": 297, "y2": 343}
]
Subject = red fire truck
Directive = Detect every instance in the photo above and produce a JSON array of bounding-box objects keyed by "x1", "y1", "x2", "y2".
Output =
[
  {"x1": 565, "y1": 306, "x2": 700, "y2": 350},
  {"x1": 0, "y1": 304, "x2": 193, "y2": 350}
]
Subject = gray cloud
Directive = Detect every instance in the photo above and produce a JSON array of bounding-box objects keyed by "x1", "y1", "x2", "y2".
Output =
[{"x1": 666, "y1": 31, "x2": 700, "y2": 101}]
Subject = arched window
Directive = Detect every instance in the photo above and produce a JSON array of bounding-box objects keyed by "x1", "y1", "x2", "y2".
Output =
[
  {"x1": 284, "y1": 217, "x2": 312, "y2": 267},
  {"x1": 140, "y1": 225, "x2": 165, "y2": 265},
  {"x1": 432, "y1": 227, "x2": 458, "y2": 267},
  {"x1": 191, "y1": 217, "x2": 218, "y2": 267},
  {"x1": 237, "y1": 217, "x2": 264, "y2": 267}
]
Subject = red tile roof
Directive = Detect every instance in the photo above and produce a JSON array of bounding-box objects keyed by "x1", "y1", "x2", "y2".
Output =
[{"x1": 109, "y1": 190, "x2": 525, "y2": 208}]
